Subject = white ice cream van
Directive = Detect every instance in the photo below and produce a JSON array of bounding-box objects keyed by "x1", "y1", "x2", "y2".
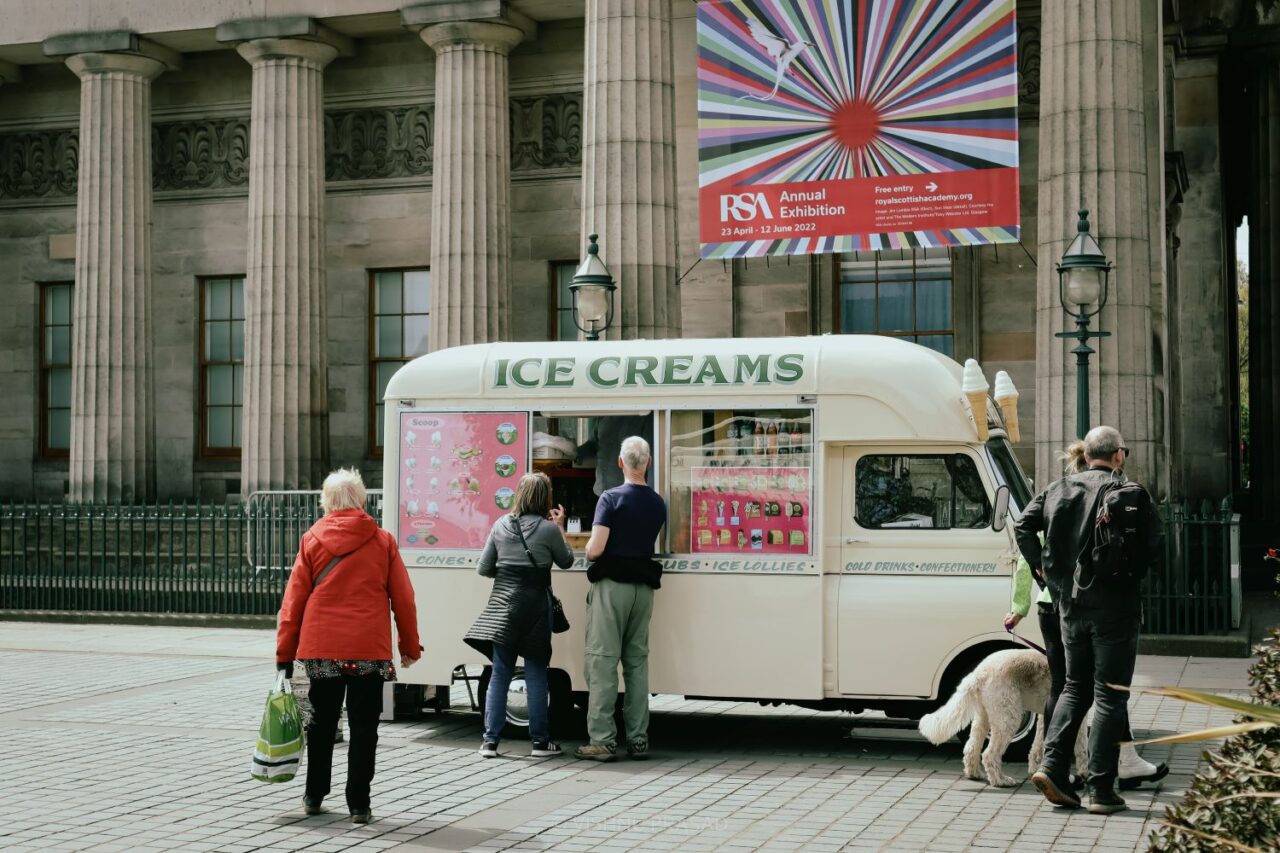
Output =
[{"x1": 382, "y1": 334, "x2": 1038, "y2": 737}]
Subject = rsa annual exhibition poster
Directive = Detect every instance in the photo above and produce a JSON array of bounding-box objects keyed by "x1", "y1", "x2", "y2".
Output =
[{"x1": 697, "y1": 0, "x2": 1020, "y2": 258}]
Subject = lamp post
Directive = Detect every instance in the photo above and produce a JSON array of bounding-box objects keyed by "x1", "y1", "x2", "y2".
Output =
[
  {"x1": 1054, "y1": 209, "x2": 1112, "y2": 439},
  {"x1": 569, "y1": 233, "x2": 617, "y2": 341}
]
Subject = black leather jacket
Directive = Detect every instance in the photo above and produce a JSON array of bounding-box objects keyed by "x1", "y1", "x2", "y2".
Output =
[{"x1": 1015, "y1": 466, "x2": 1161, "y2": 616}]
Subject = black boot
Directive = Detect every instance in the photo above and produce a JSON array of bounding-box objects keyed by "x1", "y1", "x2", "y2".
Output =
[
  {"x1": 1087, "y1": 787, "x2": 1127, "y2": 815},
  {"x1": 1031, "y1": 768, "x2": 1082, "y2": 809}
]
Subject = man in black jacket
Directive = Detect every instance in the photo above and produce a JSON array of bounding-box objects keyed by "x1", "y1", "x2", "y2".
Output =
[{"x1": 1017, "y1": 426, "x2": 1162, "y2": 814}]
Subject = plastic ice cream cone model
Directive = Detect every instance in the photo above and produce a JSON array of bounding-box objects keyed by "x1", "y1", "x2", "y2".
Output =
[
  {"x1": 994, "y1": 371, "x2": 1020, "y2": 443},
  {"x1": 961, "y1": 359, "x2": 991, "y2": 441}
]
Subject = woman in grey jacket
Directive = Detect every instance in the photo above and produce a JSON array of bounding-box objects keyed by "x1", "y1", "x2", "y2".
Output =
[{"x1": 466, "y1": 471, "x2": 573, "y2": 757}]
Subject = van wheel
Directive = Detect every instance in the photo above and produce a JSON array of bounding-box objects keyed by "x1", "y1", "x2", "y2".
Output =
[
  {"x1": 477, "y1": 667, "x2": 582, "y2": 740},
  {"x1": 955, "y1": 710, "x2": 1038, "y2": 761},
  {"x1": 477, "y1": 665, "x2": 531, "y2": 740}
]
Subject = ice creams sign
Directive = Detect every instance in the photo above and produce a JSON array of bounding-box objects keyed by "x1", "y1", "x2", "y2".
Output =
[{"x1": 491, "y1": 352, "x2": 806, "y2": 390}]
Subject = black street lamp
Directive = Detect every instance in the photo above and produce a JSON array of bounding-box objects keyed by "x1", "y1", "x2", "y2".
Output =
[
  {"x1": 570, "y1": 233, "x2": 617, "y2": 341},
  {"x1": 1055, "y1": 209, "x2": 1112, "y2": 439}
]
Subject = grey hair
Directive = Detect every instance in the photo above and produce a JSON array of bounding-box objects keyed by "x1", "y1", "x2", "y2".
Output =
[
  {"x1": 619, "y1": 435, "x2": 651, "y2": 471},
  {"x1": 512, "y1": 471, "x2": 553, "y2": 517},
  {"x1": 1083, "y1": 426, "x2": 1124, "y2": 461},
  {"x1": 321, "y1": 467, "x2": 367, "y2": 514}
]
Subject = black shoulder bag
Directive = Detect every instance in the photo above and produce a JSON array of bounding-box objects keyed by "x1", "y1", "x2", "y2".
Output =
[{"x1": 509, "y1": 516, "x2": 571, "y2": 633}]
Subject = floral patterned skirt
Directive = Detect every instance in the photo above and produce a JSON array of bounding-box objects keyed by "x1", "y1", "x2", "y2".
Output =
[{"x1": 299, "y1": 659, "x2": 397, "y2": 681}]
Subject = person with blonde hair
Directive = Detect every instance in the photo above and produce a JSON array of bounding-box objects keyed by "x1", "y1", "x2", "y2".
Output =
[
  {"x1": 466, "y1": 471, "x2": 573, "y2": 757},
  {"x1": 276, "y1": 468, "x2": 420, "y2": 824}
]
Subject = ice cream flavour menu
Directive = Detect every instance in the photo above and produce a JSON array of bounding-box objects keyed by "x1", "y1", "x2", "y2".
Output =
[
  {"x1": 690, "y1": 466, "x2": 811, "y2": 554},
  {"x1": 398, "y1": 412, "x2": 530, "y2": 549}
]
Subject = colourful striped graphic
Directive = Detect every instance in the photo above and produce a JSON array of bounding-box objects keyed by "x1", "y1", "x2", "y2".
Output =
[{"x1": 698, "y1": 0, "x2": 1020, "y2": 258}]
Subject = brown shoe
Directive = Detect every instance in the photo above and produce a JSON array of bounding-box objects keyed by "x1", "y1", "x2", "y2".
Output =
[
  {"x1": 1031, "y1": 769, "x2": 1082, "y2": 809},
  {"x1": 574, "y1": 743, "x2": 617, "y2": 762}
]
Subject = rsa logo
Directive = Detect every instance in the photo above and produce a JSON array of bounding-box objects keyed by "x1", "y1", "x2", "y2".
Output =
[{"x1": 720, "y1": 192, "x2": 774, "y2": 222}]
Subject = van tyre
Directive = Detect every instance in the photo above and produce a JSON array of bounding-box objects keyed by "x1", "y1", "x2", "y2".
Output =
[{"x1": 477, "y1": 666, "x2": 582, "y2": 740}]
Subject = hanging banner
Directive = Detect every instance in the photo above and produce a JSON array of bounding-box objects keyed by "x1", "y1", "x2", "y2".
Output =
[{"x1": 697, "y1": 0, "x2": 1020, "y2": 258}]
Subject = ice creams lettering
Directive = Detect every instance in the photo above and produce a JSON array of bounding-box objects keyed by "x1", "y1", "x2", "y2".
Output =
[
  {"x1": 961, "y1": 359, "x2": 991, "y2": 442},
  {"x1": 994, "y1": 371, "x2": 1021, "y2": 443}
]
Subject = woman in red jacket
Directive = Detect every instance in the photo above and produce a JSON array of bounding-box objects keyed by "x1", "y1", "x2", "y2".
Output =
[{"x1": 276, "y1": 468, "x2": 420, "y2": 824}]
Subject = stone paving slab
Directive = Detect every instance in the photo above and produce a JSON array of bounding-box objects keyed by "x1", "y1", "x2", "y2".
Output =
[{"x1": 0, "y1": 623, "x2": 1252, "y2": 852}]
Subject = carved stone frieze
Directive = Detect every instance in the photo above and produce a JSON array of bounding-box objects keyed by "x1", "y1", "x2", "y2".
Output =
[
  {"x1": 511, "y1": 92, "x2": 582, "y2": 171},
  {"x1": 325, "y1": 105, "x2": 433, "y2": 181},
  {"x1": 1017, "y1": 21, "x2": 1041, "y2": 120},
  {"x1": 0, "y1": 129, "x2": 78, "y2": 200},
  {"x1": 152, "y1": 118, "x2": 250, "y2": 191},
  {"x1": 0, "y1": 90, "x2": 582, "y2": 202}
]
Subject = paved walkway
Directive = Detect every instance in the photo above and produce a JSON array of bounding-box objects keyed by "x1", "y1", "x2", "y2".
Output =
[{"x1": 0, "y1": 622, "x2": 1253, "y2": 852}]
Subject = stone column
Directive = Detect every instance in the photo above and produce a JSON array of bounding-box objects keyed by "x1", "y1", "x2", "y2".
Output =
[
  {"x1": 1034, "y1": 1, "x2": 1159, "y2": 482},
  {"x1": 406, "y1": 4, "x2": 531, "y2": 348},
  {"x1": 219, "y1": 21, "x2": 349, "y2": 494},
  {"x1": 581, "y1": 0, "x2": 681, "y2": 340},
  {"x1": 52, "y1": 41, "x2": 176, "y2": 502}
]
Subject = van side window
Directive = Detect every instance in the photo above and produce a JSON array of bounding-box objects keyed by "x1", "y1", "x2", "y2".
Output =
[
  {"x1": 669, "y1": 408, "x2": 815, "y2": 554},
  {"x1": 855, "y1": 454, "x2": 990, "y2": 530}
]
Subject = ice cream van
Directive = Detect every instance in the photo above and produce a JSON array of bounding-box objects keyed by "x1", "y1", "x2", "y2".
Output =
[{"x1": 382, "y1": 334, "x2": 1039, "y2": 741}]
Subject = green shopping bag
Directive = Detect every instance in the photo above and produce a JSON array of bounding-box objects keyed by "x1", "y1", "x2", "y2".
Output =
[{"x1": 250, "y1": 671, "x2": 305, "y2": 783}]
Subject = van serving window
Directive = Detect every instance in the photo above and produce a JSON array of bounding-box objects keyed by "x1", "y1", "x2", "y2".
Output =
[
  {"x1": 855, "y1": 454, "x2": 990, "y2": 530},
  {"x1": 669, "y1": 409, "x2": 814, "y2": 555}
]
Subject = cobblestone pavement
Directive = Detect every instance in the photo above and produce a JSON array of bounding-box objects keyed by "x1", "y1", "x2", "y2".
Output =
[{"x1": 0, "y1": 623, "x2": 1252, "y2": 853}]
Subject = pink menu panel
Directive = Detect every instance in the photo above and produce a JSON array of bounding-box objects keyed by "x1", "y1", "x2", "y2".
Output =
[
  {"x1": 690, "y1": 466, "x2": 811, "y2": 554},
  {"x1": 398, "y1": 411, "x2": 530, "y2": 550}
]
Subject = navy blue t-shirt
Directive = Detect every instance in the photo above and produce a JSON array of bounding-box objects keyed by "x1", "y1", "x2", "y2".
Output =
[{"x1": 592, "y1": 483, "x2": 667, "y2": 558}]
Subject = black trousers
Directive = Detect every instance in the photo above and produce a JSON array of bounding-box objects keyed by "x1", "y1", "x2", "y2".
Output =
[
  {"x1": 304, "y1": 674, "x2": 384, "y2": 812},
  {"x1": 1042, "y1": 606, "x2": 1140, "y2": 791},
  {"x1": 1037, "y1": 603, "x2": 1067, "y2": 725}
]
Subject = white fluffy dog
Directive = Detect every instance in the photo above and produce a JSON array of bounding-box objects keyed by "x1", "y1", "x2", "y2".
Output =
[{"x1": 918, "y1": 649, "x2": 1087, "y2": 787}]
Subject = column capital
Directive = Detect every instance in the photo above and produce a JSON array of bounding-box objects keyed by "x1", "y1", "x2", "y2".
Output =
[
  {"x1": 44, "y1": 31, "x2": 181, "y2": 72},
  {"x1": 403, "y1": 1, "x2": 535, "y2": 51},
  {"x1": 0, "y1": 60, "x2": 20, "y2": 85},
  {"x1": 216, "y1": 16, "x2": 353, "y2": 62}
]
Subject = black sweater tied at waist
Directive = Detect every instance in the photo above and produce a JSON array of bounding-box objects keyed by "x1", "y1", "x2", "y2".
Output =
[{"x1": 586, "y1": 554, "x2": 663, "y2": 589}]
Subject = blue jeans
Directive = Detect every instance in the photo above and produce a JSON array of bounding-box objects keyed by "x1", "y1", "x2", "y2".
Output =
[{"x1": 484, "y1": 643, "x2": 550, "y2": 744}]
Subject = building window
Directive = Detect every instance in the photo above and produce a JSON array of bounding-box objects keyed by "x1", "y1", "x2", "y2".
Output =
[
  {"x1": 39, "y1": 282, "x2": 73, "y2": 458},
  {"x1": 550, "y1": 261, "x2": 578, "y2": 341},
  {"x1": 200, "y1": 276, "x2": 245, "y2": 456},
  {"x1": 371, "y1": 268, "x2": 430, "y2": 451},
  {"x1": 838, "y1": 249, "x2": 954, "y2": 356}
]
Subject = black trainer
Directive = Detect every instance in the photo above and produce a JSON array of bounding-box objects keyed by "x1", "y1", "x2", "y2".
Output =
[
  {"x1": 1031, "y1": 768, "x2": 1082, "y2": 809},
  {"x1": 302, "y1": 796, "x2": 323, "y2": 816},
  {"x1": 350, "y1": 809, "x2": 373, "y2": 824},
  {"x1": 1087, "y1": 788, "x2": 1128, "y2": 815}
]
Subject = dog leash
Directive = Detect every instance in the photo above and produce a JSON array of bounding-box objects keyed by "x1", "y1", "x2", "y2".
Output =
[{"x1": 1005, "y1": 625, "x2": 1048, "y2": 656}]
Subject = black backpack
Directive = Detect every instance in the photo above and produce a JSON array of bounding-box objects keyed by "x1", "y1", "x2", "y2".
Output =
[{"x1": 1072, "y1": 479, "x2": 1151, "y2": 598}]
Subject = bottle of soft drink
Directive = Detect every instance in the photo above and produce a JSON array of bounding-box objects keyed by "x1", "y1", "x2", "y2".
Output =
[{"x1": 766, "y1": 419, "x2": 778, "y2": 455}]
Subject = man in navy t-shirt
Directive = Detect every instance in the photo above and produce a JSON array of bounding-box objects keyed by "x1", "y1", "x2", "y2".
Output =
[{"x1": 574, "y1": 436, "x2": 666, "y2": 762}]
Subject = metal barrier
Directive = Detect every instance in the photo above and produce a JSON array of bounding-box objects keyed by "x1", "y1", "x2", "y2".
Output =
[
  {"x1": 0, "y1": 493, "x2": 1239, "y2": 629},
  {"x1": 1143, "y1": 498, "x2": 1238, "y2": 635},
  {"x1": 0, "y1": 491, "x2": 382, "y2": 616}
]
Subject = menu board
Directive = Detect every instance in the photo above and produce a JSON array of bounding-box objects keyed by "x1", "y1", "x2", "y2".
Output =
[
  {"x1": 690, "y1": 466, "x2": 810, "y2": 554},
  {"x1": 397, "y1": 411, "x2": 529, "y2": 549}
]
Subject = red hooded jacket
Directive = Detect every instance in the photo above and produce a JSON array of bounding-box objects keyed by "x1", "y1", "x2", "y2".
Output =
[{"x1": 276, "y1": 509, "x2": 420, "y2": 663}]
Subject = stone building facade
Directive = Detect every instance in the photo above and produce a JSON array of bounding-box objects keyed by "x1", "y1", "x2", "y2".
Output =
[{"x1": 0, "y1": 0, "x2": 1274, "y2": 563}]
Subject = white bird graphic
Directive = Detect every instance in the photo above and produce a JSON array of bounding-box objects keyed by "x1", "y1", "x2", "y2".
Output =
[{"x1": 738, "y1": 18, "x2": 815, "y2": 102}]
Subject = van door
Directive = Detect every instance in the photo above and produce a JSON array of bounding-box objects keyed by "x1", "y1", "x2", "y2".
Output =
[{"x1": 836, "y1": 446, "x2": 1013, "y2": 697}]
